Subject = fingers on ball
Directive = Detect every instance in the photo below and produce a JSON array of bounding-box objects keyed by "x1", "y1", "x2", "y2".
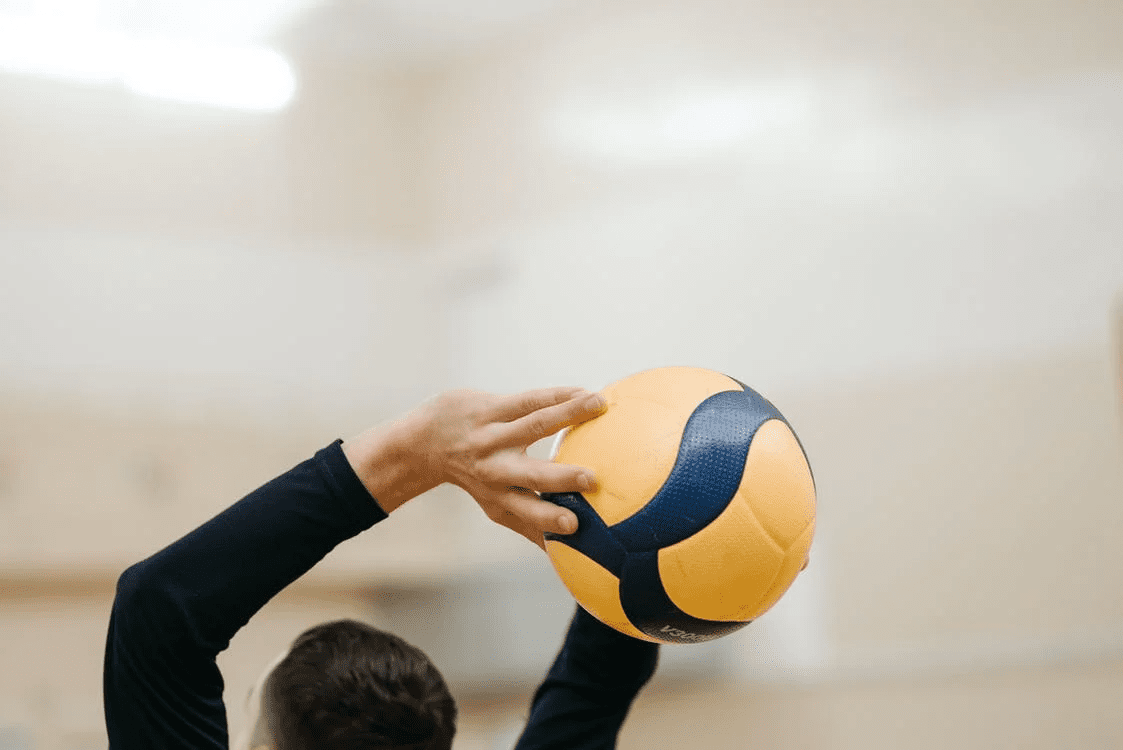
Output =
[
  {"x1": 495, "y1": 460, "x2": 594, "y2": 494},
  {"x1": 490, "y1": 394, "x2": 606, "y2": 449},
  {"x1": 489, "y1": 386, "x2": 586, "y2": 423},
  {"x1": 500, "y1": 489, "x2": 577, "y2": 535}
]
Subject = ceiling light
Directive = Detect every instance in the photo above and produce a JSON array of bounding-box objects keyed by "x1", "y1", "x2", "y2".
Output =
[{"x1": 0, "y1": 10, "x2": 297, "y2": 111}]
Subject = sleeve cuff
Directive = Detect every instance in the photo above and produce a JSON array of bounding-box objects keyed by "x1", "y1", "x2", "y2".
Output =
[{"x1": 314, "y1": 439, "x2": 389, "y2": 532}]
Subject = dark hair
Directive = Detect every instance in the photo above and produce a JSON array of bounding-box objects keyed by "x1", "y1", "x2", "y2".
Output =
[{"x1": 262, "y1": 619, "x2": 456, "y2": 750}]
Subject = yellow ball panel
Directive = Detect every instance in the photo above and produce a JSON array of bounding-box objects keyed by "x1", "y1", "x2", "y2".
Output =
[
  {"x1": 601, "y1": 366, "x2": 742, "y2": 408},
  {"x1": 545, "y1": 540, "x2": 658, "y2": 642},
  {"x1": 555, "y1": 397, "x2": 684, "y2": 526},
  {"x1": 555, "y1": 366, "x2": 743, "y2": 527},
  {"x1": 657, "y1": 493, "x2": 785, "y2": 622},
  {"x1": 739, "y1": 419, "x2": 816, "y2": 549},
  {"x1": 749, "y1": 521, "x2": 815, "y2": 619}
]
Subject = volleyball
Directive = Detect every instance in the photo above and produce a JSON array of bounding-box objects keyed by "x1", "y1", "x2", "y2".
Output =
[{"x1": 543, "y1": 367, "x2": 816, "y2": 644}]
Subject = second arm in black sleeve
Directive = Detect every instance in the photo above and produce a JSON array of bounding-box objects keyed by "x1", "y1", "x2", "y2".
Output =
[{"x1": 515, "y1": 607, "x2": 660, "y2": 750}]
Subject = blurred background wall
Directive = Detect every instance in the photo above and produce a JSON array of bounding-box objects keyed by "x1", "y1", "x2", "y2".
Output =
[{"x1": 1, "y1": 0, "x2": 1121, "y2": 748}]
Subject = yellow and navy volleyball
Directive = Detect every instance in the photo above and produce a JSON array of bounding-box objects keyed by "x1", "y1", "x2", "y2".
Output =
[{"x1": 543, "y1": 367, "x2": 816, "y2": 644}]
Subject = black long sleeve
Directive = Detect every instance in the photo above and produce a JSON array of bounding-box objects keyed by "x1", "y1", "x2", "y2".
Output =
[
  {"x1": 103, "y1": 439, "x2": 659, "y2": 750},
  {"x1": 515, "y1": 607, "x2": 660, "y2": 750},
  {"x1": 103, "y1": 440, "x2": 387, "y2": 750}
]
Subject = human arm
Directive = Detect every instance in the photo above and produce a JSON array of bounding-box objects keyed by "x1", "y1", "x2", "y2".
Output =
[
  {"x1": 103, "y1": 386, "x2": 606, "y2": 750},
  {"x1": 103, "y1": 441, "x2": 384, "y2": 749},
  {"x1": 515, "y1": 607, "x2": 660, "y2": 750}
]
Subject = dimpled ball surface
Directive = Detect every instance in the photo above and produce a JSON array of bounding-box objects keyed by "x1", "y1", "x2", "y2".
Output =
[{"x1": 543, "y1": 367, "x2": 815, "y2": 644}]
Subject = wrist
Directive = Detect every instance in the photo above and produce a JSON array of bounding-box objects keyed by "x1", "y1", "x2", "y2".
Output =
[{"x1": 341, "y1": 415, "x2": 440, "y2": 514}]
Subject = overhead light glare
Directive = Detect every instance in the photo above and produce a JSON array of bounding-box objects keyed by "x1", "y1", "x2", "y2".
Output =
[
  {"x1": 0, "y1": 12, "x2": 296, "y2": 112},
  {"x1": 549, "y1": 82, "x2": 815, "y2": 165}
]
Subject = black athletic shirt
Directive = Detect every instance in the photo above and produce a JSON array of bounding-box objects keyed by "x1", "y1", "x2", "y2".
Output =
[{"x1": 104, "y1": 440, "x2": 659, "y2": 749}]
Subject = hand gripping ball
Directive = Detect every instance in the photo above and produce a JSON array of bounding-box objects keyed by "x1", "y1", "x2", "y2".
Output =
[{"x1": 543, "y1": 367, "x2": 816, "y2": 644}]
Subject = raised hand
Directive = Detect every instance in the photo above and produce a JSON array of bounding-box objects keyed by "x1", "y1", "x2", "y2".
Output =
[{"x1": 344, "y1": 387, "x2": 607, "y2": 546}]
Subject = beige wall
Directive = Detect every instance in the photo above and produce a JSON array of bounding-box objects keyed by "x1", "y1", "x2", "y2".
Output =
[
  {"x1": 796, "y1": 345, "x2": 1123, "y2": 670},
  {"x1": 619, "y1": 658, "x2": 1123, "y2": 750}
]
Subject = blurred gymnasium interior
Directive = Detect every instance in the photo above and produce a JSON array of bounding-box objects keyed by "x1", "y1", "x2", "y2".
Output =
[{"x1": 0, "y1": 0, "x2": 1121, "y2": 748}]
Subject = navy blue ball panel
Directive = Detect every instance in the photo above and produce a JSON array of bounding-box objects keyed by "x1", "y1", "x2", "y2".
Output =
[
  {"x1": 543, "y1": 491, "x2": 626, "y2": 577},
  {"x1": 732, "y1": 377, "x2": 815, "y2": 489},
  {"x1": 609, "y1": 385, "x2": 783, "y2": 552},
  {"x1": 619, "y1": 551, "x2": 750, "y2": 643}
]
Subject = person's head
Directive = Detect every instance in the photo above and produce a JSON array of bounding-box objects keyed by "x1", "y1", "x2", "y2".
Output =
[{"x1": 236, "y1": 619, "x2": 456, "y2": 750}]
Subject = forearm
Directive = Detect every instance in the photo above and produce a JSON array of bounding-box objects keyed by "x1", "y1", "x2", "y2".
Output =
[
  {"x1": 116, "y1": 441, "x2": 386, "y2": 650},
  {"x1": 516, "y1": 607, "x2": 660, "y2": 750},
  {"x1": 104, "y1": 441, "x2": 388, "y2": 749}
]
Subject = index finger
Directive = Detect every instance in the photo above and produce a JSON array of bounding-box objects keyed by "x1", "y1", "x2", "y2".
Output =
[
  {"x1": 488, "y1": 391, "x2": 607, "y2": 449},
  {"x1": 488, "y1": 386, "x2": 587, "y2": 423}
]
